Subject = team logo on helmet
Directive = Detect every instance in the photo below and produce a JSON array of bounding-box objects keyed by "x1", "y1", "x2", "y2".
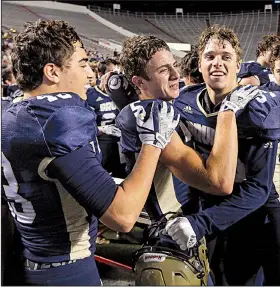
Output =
[{"x1": 109, "y1": 75, "x2": 121, "y2": 90}]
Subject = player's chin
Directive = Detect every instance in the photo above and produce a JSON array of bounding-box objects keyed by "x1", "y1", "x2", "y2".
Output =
[
  {"x1": 207, "y1": 81, "x2": 226, "y2": 91},
  {"x1": 167, "y1": 88, "x2": 179, "y2": 99}
]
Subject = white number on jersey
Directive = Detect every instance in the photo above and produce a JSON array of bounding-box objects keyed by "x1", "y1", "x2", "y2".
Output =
[
  {"x1": 2, "y1": 153, "x2": 36, "y2": 224},
  {"x1": 101, "y1": 112, "x2": 116, "y2": 126},
  {"x1": 37, "y1": 93, "x2": 72, "y2": 102}
]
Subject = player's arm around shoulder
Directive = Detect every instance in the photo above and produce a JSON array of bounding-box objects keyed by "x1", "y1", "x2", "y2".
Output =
[
  {"x1": 160, "y1": 110, "x2": 238, "y2": 196},
  {"x1": 239, "y1": 76, "x2": 260, "y2": 86},
  {"x1": 100, "y1": 101, "x2": 179, "y2": 232}
]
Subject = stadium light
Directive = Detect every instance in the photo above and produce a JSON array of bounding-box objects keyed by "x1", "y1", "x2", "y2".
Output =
[
  {"x1": 264, "y1": 4, "x2": 272, "y2": 12},
  {"x1": 113, "y1": 3, "x2": 121, "y2": 14},
  {"x1": 176, "y1": 8, "x2": 183, "y2": 19}
]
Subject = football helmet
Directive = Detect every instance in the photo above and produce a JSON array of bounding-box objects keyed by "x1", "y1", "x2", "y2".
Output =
[
  {"x1": 133, "y1": 213, "x2": 210, "y2": 286},
  {"x1": 105, "y1": 72, "x2": 138, "y2": 110}
]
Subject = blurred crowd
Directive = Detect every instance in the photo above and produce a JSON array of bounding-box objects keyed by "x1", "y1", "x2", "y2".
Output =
[{"x1": 1, "y1": 27, "x2": 120, "y2": 95}]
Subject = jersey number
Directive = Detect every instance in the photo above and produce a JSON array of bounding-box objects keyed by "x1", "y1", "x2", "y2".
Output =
[
  {"x1": 2, "y1": 153, "x2": 36, "y2": 224},
  {"x1": 101, "y1": 112, "x2": 116, "y2": 126},
  {"x1": 37, "y1": 93, "x2": 72, "y2": 102}
]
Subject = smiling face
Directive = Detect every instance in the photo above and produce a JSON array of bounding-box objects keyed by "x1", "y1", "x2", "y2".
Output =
[
  {"x1": 199, "y1": 38, "x2": 241, "y2": 98},
  {"x1": 134, "y1": 49, "x2": 180, "y2": 101},
  {"x1": 58, "y1": 42, "x2": 94, "y2": 100}
]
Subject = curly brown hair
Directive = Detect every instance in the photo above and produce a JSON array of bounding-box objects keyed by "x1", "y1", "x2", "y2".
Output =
[
  {"x1": 180, "y1": 48, "x2": 203, "y2": 84},
  {"x1": 270, "y1": 44, "x2": 280, "y2": 70},
  {"x1": 11, "y1": 19, "x2": 82, "y2": 91},
  {"x1": 120, "y1": 35, "x2": 170, "y2": 91},
  {"x1": 198, "y1": 25, "x2": 242, "y2": 62},
  {"x1": 256, "y1": 34, "x2": 280, "y2": 58}
]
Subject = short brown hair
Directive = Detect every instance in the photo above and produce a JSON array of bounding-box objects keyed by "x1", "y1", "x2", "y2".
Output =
[
  {"x1": 198, "y1": 25, "x2": 242, "y2": 62},
  {"x1": 270, "y1": 44, "x2": 280, "y2": 70},
  {"x1": 12, "y1": 19, "x2": 82, "y2": 91},
  {"x1": 120, "y1": 35, "x2": 170, "y2": 88},
  {"x1": 256, "y1": 34, "x2": 280, "y2": 58},
  {"x1": 180, "y1": 48, "x2": 203, "y2": 84}
]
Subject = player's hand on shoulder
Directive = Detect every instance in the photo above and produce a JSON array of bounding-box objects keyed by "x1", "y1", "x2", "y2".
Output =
[
  {"x1": 219, "y1": 85, "x2": 260, "y2": 116},
  {"x1": 99, "y1": 124, "x2": 121, "y2": 137},
  {"x1": 131, "y1": 100, "x2": 180, "y2": 149},
  {"x1": 165, "y1": 217, "x2": 197, "y2": 250}
]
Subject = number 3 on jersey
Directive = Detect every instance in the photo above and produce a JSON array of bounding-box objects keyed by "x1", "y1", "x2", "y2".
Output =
[{"x1": 2, "y1": 152, "x2": 36, "y2": 224}]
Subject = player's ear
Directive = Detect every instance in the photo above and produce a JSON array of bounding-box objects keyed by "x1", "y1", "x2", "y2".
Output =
[
  {"x1": 236, "y1": 60, "x2": 241, "y2": 74},
  {"x1": 198, "y1": 60, "x2": 202, "y2": 73},
  {"x1": 132, "y1": 76, "x2": 145, "y2": 90},
  {"x1": 43, "y1": 63, "x2": 60, "y2": 84}
]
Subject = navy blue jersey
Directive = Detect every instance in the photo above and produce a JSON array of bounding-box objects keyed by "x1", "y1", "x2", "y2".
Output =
[
  {"x1": 1, "y1": 97, "x2": 12, "y2": 112},
  {"x1": 2, "y1": 84, "x2": 23, "y2": 99},
  {"x1": 238, "y1": 61, "x2": 276, "y2": 85},
  {"x1": 2, "y1": 92, "x2": 118, "y2": 263},
  {"x1": 86, "y1": 86, "x2": 119, "y2": 142},
  {"x1": 1, "y1": 97, "x2": 23, "y2": 113},
  {"x1": 179, "y1": 79, "x2": 185, "y2": 90},
  {"x1": 116, "y1": 100, "x2": 195, "y2": 221},
  {"x1": 174, "y1": 84, "x2": 280, "y2": 239}
]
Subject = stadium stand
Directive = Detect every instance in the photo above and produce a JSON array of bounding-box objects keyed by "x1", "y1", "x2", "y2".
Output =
[
  {"x1": 2, "y1": 1, "x2": 123, "y2": 56},
  {"x1": 89, "y1": 5, "x2": 279, "y2": 61},
  {"x1": 89, "y1": 7, "x2": 177, "y2": 43},
  {"x1": 1, "y1": 2, "x2": 38, "y2": 30},
  {"x1": 2, "y1": 1, "x2": 186, "y2": 58}
]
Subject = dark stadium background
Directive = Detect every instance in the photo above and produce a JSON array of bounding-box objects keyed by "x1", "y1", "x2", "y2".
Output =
[{"x1": 57, "y1": 0, "x2": 278, "y2": 13}]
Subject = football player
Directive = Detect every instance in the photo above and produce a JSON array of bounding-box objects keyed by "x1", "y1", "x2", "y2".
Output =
[
  {"x1": 114, "y1": 34, "x2": 251, "y2": 285},
  {"x1": 267, "y1": 43, "x2": 280, "y2": 88},
  {"x1": 238, "y1": 34, "x2": 280, "y2": 86},
  {"x1": 1, "y1": 19, "x2": 179, "y2": 286},
  {"x1": 2, "y1": 67, "x2": 23, "y2": 112},
  {"x1": 86, "y1": 72, "x2": 126, "y2": 178},
  {"x1": 115, "y1": 29, "x2": 280, "y2": 285},
  {"x1": 96, "y1": 58, "x2": 119, "y2": 85},
  {"x1": 167, "y1": 25, "x2": 280, "y2": 285},
  {"x1": 2, "y1": 67, "x2": 23, "y2": 99},
  {"x1": 260, "y1": 44, "x2": 280, "y2": 196},
  {"x1": 180, "y1": 48, "x2": 204, "y2": 87}
]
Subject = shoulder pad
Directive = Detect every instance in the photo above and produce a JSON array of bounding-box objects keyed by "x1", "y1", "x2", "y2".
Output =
[
  {"x1": 238, "y1": 61, "x2": 263, "y2": 78},
  {"x1": 116, "y1": 102, "x2": 141, "y2": 153},
  {"x1": 86, "y1": 86, "x2": 105, "y2": 108},
  {"x1": 116, "y1": 99, "x2": 170, "y2": 153},
  {"x1": 1, "y1": 97, "x2": 12, "y2": 112},
  {"x1": 179, "y1": 83, "x2": 206, "y2": 94},
  {"x1": 239, "y1": 89, "x2": 280, "y2": 140},
  {"x1": 177, "y1": 83, "x2": 206, "y2": 105},
  {"x1": 260, "y1": 82, "x2": 280, "y2": 92},
  {"x1": 29, "y1": 92, "x2": 98, "y2": 156},
  {"x1": 86, "y1": 86, "x2": 100, "y2": 99}
]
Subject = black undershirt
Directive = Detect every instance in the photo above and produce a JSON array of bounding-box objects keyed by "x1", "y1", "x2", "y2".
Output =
[{"x1": 200, "y1": 90, "x2": 221, "y2": 114}]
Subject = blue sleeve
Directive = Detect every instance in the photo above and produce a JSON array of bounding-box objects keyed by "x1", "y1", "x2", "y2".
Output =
[
  {"x1": 47, "y1": 144, "x2": 118, "y2": 218},
  {"x1": 187, "y1": 139, "x2": 278, "y2": 240}
]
